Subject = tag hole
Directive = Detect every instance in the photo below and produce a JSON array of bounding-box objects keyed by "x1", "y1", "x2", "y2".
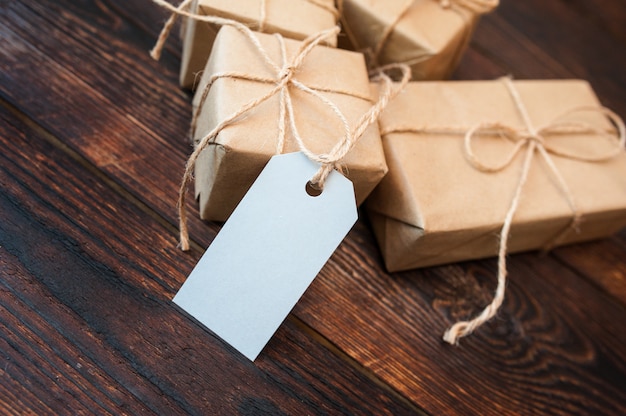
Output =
[{"x1": 305, "y1": 181, "x2": 323, "y2": 197}]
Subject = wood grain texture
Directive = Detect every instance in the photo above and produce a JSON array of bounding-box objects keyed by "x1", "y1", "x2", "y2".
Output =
[
  {"x1": 1, "y1": 0, "x2": 626, "y2": 414},
  {"x1": 0, "y1": 106, "x2": 418, "y2": 415},
  {"x1": 551, "y1": 230, "x2": 626, "y2": 306},
  {"x1": 0, "y1": 0, "x2": 214, "y2": 248},
  {"x1": 295, "y1": 224, "x2": 626, "y2": 415},
  {"x1": 467, "y1": 0, "x2": 626, "y2": 114},
  {"x1": 460, "y1": 0, "x2": 626, "y2": 305}
]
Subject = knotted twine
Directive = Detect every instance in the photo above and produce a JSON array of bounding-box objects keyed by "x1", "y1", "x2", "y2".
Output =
[
  {"x1": 338, "y1": 0, "x2": 498, "y2": 70},
  {"x1": 381, "y1": 77, "x2": 625, "y2": 344},
  {"x1": 150, "y1": 0, "x2": 411, "y2": 251},
  {"x1": 150, "y1": 0, "x2": 339, "y2": 61}
]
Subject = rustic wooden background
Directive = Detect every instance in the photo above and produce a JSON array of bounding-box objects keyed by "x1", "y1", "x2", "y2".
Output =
[{"x1": 1, "y1": 0, "x2": 625, "y2": 414}]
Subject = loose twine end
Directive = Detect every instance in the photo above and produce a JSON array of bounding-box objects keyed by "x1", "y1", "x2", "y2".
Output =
[
  {"x1": 177, "y1": 184, "x2": 191, "y2": 252},
  {"x1": 441, "y1": 77, "x2": 625, "y2": 345},
  {"x1": 443, "y1": 323, "x2": 469, "y2": 345},
  {"x1": 150, "y1": 0, "x2": 194, "y2": 61},
  {"x1": 442, "y1": 244, "x2": 510, "y2": 345},
  {"x1": 442, "y1": 261, "x2": 509, "y2": 345},
  {"x1": 179, "y1": 231, "x2": 191, "y2": 251},
  {"x1": 149, "y1": 46, "x2": 163, "y2": 61},
  {"x1": 161, "y1": 0, "x2": 409, "y2": 251}
]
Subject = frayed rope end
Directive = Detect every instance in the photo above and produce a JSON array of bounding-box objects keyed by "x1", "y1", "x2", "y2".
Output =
[
  {"x1": 442, "y1": 322, "x2": 472, "y2": 345},
  {"x1": 178, "y1": 232, "x2": 191, "y2": 252},
  {"x1": 149, "y1": 47, "x2": 162, "y2": 61}
]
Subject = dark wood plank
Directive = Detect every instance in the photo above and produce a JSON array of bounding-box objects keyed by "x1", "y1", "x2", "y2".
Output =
[
  {"x1": 0, "y1": 106, "x2": 418, "y2": 414},
  {"x1": 0, "y1": 0, "x2": 213, "y2": 247},
  {"x1": 2, "y1": 0, "x2": 187, "y2": 133},
  {"x1": 295, "y1": 224, "x2": 626, "y2": 415},
  {"x1": 468, "y1": 0, "x2": 626, "y2": 115},
  {"x1": 551, "y1": 230, "x2": 626, "y2": 306},
  {"x1": 2, "y1": 0, "x2": 626, "y2": 414},
  {"x1": 105, "y1": 0, "x2": 187, "y2": 57},
  {"x1": 297, "y1": 1, "x2": 625, "y2": 413},
  {"x1": 570, "y1": 0, "x2": 626, "y2": 46},
  {"x1": 1, "y1": 249, "x2": 164, "y2": 416},
  {"x1": 456, "y1": 0, "x2": 626, "y2": 303}
]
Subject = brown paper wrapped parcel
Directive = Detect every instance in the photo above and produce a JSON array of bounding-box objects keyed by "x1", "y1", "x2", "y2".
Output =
[
  {"x1": 340, "y1": 0, "x2": 497, "y2": 80},
  {"x1": 367, "y1": 80, "x2": 626, "y2": 272},
  {"x1": 180, "y1": 0, "x2": 338, "y2": 88},
  {"x1": 192, "y1": 25, "x2": 387, "y2": 222}
]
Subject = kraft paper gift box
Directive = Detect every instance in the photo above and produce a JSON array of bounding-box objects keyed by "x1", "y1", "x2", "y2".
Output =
[
  {"x1": 366, "y1": 80, "x2": 626, "y2": 272},
  {"x1": 339, "y1": 0, "x2": 497, "y2": 80},
  {"x1": 191, "y1": 25, "x2": 387, "y2": 222},
  {"x1": 180, "y1": 0, "x2": 338, "y2": 89}
]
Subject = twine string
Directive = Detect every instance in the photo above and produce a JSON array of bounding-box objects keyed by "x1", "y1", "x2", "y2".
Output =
[
  {"x1": 150, "y1": 0, "x2": 338, "y2": 61},
  {"x1": 276, "y1": 34, "x2": 289, "y2": 153},
  {"x1": 310, "y1": 63, "x2": 412, "y2": 187},
  {"x1": 150, "y1": 0, "x2": 194, "y2": 60},
  {"x1": 378, "y1": 78, "x2": 624, "y2": 344},
  {"x1": 371, "y1": 0, "x2": 413, "y2": 68},
  {"x1": 440, "y1": 78, "x2": 625, "y2": 344},
  {"x1": 152, "y1": 1, "x2": 411, "y2": 250},
  {"x1": 443, "y1": 139, "x2": 537, "y2": 345},
  {"x1": 369, "y1": 0, "x2": 499, "y2": 68},
  {"x1": 178, "y1": 25, "x2": 339, "y2": 250}
]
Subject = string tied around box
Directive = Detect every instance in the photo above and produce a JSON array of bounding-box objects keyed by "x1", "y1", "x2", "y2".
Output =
[
  {"x1": 337, "y1": 0, "x2": 499, "y2": 70},
  {"x1": 380, "y1": 77, "x2": 625, "y2": 344},
  {"x1": 150, "y1": 0, "x2": 410, "y2": 251},
  {"x1": 444, "y1": 77, "x2": 625, "y2": 344},
  {"x1": 150, "y1": 0, "x2": 339, "y2": 61}
]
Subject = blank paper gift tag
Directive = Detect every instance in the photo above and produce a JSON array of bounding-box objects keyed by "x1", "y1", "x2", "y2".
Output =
[{"x1": 173, "y1": 152, "x2": 357, "y2": 361}]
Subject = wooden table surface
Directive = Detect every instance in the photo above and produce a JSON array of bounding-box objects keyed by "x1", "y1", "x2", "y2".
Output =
[{"x1": 2, "y1": 1, "x2": 626, "y2": 414}]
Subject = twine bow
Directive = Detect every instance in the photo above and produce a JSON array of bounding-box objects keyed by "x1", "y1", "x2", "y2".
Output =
[
  {"x1": 150, "y1": 0, "x2": 410, "y2": 251},
  {"x1": 443, "y1": 78, "x2": 626, "y2": 344}
]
